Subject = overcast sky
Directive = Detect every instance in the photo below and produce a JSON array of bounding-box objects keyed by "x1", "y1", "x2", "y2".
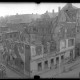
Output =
[{"x1": 0, "y1": 3, "x2": 80, "y2": 17}]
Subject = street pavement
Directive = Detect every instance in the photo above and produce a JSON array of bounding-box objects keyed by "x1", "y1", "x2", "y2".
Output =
[
  {"x1": 53, "y1": 57, "x2": 80, "y2": 78},
  {"x1": 54, "y1": 63, "x2": 80, "y2": 78},
  {"x1": 40, "y1": 56, "x2": 80, "y2": 78}
]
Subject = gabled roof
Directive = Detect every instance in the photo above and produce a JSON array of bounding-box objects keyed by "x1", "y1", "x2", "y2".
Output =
[{"x1": 61, "y1": 3, "x2": 78, "y2": 11}]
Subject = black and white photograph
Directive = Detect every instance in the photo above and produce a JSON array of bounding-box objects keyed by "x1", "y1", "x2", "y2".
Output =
[{"x1": 0, "y1": 2, "x2": 80, "y2": 78}]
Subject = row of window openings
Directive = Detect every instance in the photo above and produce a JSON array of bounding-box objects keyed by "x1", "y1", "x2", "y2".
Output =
[
  {"x1": 5, "y1": 34, "x2": 18, "y2": 39},
  {"x1": 38, "y1": 55, "x2": 64, "y2": 71},
  {"x1": 4, "y1": 34, "x2": 25, "y2": 42},
  {"x1": 35, "y1": 39, "x2": 74, "y2": 54}
]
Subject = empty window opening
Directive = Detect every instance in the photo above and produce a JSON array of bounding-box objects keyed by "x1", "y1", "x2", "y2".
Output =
[
  {"x1": 56, "y1": 57, "x2": 59, "y2": 64},
  {"x1": 38, "y1": 62, "x2": 42, "y2": 71},
  {"x1": 44, "y1": 60, "x2": 48, "y2": 69},
  {"x1": 61, "y1": 55, "x2": 64, "y2": 60},
  {"x1": 51, "y1": 58, "x2": 54, "y2": 65}
]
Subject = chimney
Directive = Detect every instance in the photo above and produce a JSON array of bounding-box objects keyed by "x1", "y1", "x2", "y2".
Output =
[
  {"x1": 16, "y1": 13, "x2": 18, "y2": 15},
  {"x1": 46, "y1": 11, "x2": 48, "y2": 14},
  {"x1": 52, "y1": 9, "x2": 54, "y2": 13},
  {"x1": 58, "y1": 7, "x2": 61, "y2": 12}
]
